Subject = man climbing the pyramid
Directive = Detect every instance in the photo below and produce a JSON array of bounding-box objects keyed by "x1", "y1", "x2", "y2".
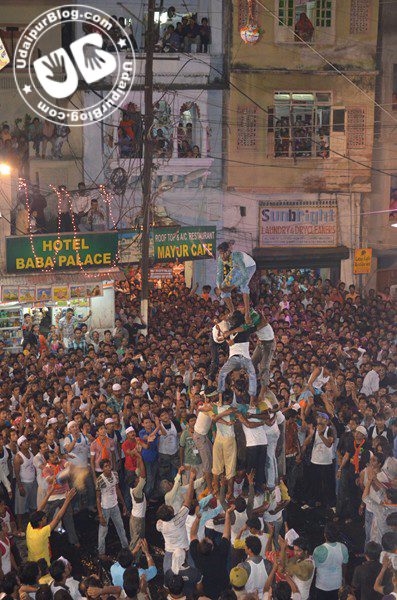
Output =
[{"x1": 216, "y1": 240, "x2": 256, "y2": 323}]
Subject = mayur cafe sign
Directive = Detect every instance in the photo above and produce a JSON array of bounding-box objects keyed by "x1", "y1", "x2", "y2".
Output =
[{"x1": 6, "y1": 232, "x2": 119, "y2": 273}]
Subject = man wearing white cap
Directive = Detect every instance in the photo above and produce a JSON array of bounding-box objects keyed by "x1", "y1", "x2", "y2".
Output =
[
  {"x1": 122, "y1": 426, "x2": 138, "y2": 512},
  {"x1": 14, "y1": 436, "x2": 37, "y2": 532},
  {"x1": 64, "y1": 421, "x2": 95, "y2": 512},
  {"x1": 108, "y1": 384, "x2": 123, "y2": 414}
]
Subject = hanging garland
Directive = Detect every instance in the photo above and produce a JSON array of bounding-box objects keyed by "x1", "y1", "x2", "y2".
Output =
[{"x1": 240, "y1": 0, "x2": 264, "y2": 44}]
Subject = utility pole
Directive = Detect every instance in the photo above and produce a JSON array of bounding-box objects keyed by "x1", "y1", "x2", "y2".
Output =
[{"x1": 140, "y1": 0, "x2": 156, "y2": 334}]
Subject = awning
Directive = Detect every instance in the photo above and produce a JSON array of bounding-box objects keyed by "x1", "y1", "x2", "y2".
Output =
[
  {"x1": 252, "y1": 246, "x2": 350, "y2": 269},
  {"x1": 0, "y1": 268, "x2": 125, "y2": 286}
]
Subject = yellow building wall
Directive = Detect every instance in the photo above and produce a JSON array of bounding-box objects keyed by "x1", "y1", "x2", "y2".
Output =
[
  {"x1": 232, "y1": 0, "x2": 379, "y2": 71},
  {"x1": 228, "y1": 0, "x2": 379, "y2": 193}
]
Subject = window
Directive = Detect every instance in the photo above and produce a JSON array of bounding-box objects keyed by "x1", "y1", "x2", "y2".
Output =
[
  {"x1": 273, "y1": 92, "x2": 330, "y2": 158},
  {"x1": 393, "y1": 65, "x2": 397, "y2": 111},
  {"x1": 278, "y1": 0, "x2": 332, "y2": 42},
  {"x1": 347, "y1": 108, "x2": 365, "y2": 149},
  {"x1": 316, "y1": 0, "x2": 332, "y2": 27},
  {"x1": 237, "y1": 106, "x2": 257, "y2": 148},
  {"x1": 332, "y1": 109, "x2": 345, "y2": 133},
  {"x1": 350, "y1": 0, "x2": 370, "y2": 34},
  {"x1": 152, "y1": 100, "x2": 173, "y2": 158},
  {"x1": 178, "y1": 103, "x2": 202, "y2": 157},
  {"x1": 278, "y1": 0, "x2": 294, "y2": 27}
]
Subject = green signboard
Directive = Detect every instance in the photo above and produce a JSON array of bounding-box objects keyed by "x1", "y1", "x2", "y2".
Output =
[
  {"x1": 153, "y1": 226, "x2": 216, "y2": 262},
  {"x1": 6, "y1": 232, "x2": 119, "y2": 273}
]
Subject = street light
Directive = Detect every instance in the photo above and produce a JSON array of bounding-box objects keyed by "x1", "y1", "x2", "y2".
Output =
[{"x1": 0, "y1": 163, "x2": 11, "y2": 176}]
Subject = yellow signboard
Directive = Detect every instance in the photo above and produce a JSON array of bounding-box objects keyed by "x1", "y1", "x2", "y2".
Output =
[
  {"x1": 0, "y1": 36, "x2": 10, "y2": 72},
  {"x1": 354, "y1": 248, "x2": 372, "y2": 274}
]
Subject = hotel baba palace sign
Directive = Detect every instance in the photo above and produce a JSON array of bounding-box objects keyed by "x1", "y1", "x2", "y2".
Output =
[{"x1": 6, "y1": 232, "x2": 119, "y2": 273}]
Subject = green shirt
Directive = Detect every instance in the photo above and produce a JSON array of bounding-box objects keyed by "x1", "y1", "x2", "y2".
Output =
[
  {"x1": 241, "y1": 308, "x2": 261, "y2": 331},
  {"x1": 180, "y1": 429, "x2": 202, "y2": 466}
]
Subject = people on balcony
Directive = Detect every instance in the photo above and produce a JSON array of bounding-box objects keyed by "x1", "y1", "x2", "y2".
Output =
[
  {"x1": 118, "y1": 103, "x2": 143, "y2": 158},
  {"x1": 53, "y1": 119, "x2": 70, "y2": 160},
  {"x1": 184, "y1": 16, "x2": 201, "y2": 52},
  {"x1": 29, "y1": 184, "x2": 47, "y2": 231},
  {"x1": 156, "y1": 24, "x2": 182, "y2": 53},
  {"x1": 294, "y1": 12, "x2": 314, "y2": 42},
  {"x1": 198, "y1": 17, "x2": 211, "y2": 53},
  {"x1": 72, "y1": 182, "x2": 92, "y2": 229},
  {"x1": 81, "y1": 198, "x2": 106, "y2": 232},
  {"x1": 28, "y1": 118, "x2": 43, "y2": 159}
]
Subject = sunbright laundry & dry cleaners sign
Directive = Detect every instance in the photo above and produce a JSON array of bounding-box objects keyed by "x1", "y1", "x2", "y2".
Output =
[
  {"x1": 6, "y1": 232, "x2": 119, "y2": 273},
  {"x1": 260, "y1": 200, "x2": 338, "y2": 247}
]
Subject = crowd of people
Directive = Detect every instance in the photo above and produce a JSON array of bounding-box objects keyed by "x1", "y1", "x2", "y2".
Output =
[
  {"x1": 12, "y1": 181, "x2": 107, "y2": 235},
  {"x1": 0, "y1": 119, "x2": 70, "y2": 170},
  {"x1": 155, "y1": 8, "x2": 211, "y2": 54},
  {"x1": 0, "y1": 248, "x2": 395, "y2": 600}
]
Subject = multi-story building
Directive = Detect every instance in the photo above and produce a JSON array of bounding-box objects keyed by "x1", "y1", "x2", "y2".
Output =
[
  {"x1": 366, "y1": 0, "x2": 397, "y2": 292},
  {"x1": 225, "y1": 0, "x2": 380, "y2": 284},
  {"x1": 82, "y1": 0, "x2": 228, "y2": 286}
]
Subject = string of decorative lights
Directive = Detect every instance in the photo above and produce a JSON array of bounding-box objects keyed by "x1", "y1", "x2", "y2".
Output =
[
  {"x1": 61, "y1": 187, "x2": 121, "y2": 280},
  {"x1": 99, "y1": 185, "x2": 118, "y2": 229},
  {"x1": 19, "y1": 178, "x2": 121, "y2": 279},
  {"x1": 20, "y1": 178, "x2": 62, "y2": 274}
]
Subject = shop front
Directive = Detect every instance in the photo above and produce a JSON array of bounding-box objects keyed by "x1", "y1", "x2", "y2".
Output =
[
  {"x1": 255, "y1": 199, "x2": 350, "y2": 283},
  {"x1": 1, "y1": 232, "x2": 121, "y2": 350}
]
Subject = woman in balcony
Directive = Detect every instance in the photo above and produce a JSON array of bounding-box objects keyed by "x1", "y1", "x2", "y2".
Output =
[{"x1": 294, "y1": 12, "x2": 314, "y2": 43}]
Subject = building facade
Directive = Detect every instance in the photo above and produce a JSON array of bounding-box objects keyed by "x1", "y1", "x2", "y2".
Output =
[{"x1": 225, "y1": 0, "x2": 380, "y2": 285}]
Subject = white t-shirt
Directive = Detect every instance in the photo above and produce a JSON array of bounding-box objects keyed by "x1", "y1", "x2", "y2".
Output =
[
  {"x1": 212, "y1": 320, "x2": 229, "y2": 344},
  {"x1": 194, "y1": 410, "x2": 212, "y2": 436},
  {"x1": 96, "y1": 472, "x2": 119, "y2": 510},
  {"x1": 229, "y1": 341, "x2": 251, "y2": 359},
  {"x1": 156, "y1": 505, "x2": 189, "y2": 552},
  {"x1": 242, "y1": 409, "x2": 268, "y2": 447},
  {"x1": 256, "y1": 323, "x2": 275, "y2": 341}
]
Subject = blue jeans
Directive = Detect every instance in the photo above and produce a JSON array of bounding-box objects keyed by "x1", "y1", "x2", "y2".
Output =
[
  {"x1": 221, "y1": 264, "x2": 256, "y2": 297},
  {"x1": 98, "y1": 505, "x2": 128, "y2": 555},
  {"x1": 365, "y1": 510, "x2": 374, "y2": 544},
  {"x1": 218, "y1": 355, "x2": 257, "y2": 396}
]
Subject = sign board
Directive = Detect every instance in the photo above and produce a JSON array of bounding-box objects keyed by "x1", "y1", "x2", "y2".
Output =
[
  {"x1": 354, "y1": 248, "x2": 372, "y2": 274},
  {"x1": 149, "y1": 268, "x2": 173, "y2": 280},
  {"x1": 6, "y1": 232, "x2": 119, "y2": 273},
  {"x1": 153, "y1": 226, "x2": 216, "y2": 263},
  {"x1": 260, "y1": 201, "x2": 337, "y2": 247},
  {"x1": 0, "y1": 36, "x2": 10, "y2": 72},
  {"x1": 118, "y1": 232, "x2": 155, "y2": 264}
]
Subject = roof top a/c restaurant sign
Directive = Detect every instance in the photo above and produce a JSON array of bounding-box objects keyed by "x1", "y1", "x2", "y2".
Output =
[{"x1": 6, "y1": 232, "x2": 119, "y2": 273}]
